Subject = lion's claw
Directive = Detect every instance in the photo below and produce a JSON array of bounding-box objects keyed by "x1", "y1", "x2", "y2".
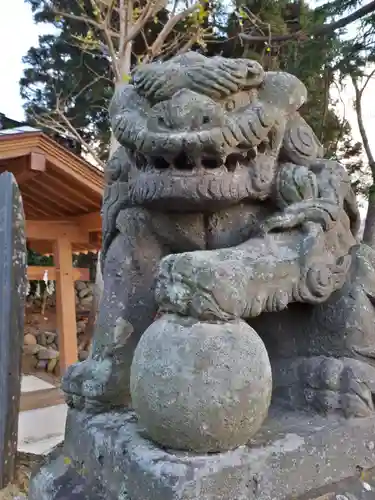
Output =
[{"x1": 299, "y1": 356, "x2": 375, "y2": 417}]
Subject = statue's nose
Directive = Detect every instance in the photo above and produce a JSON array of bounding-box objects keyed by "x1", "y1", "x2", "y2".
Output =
[{"x1": 159, "y1": 89, "x2": 225, "y2": 131}]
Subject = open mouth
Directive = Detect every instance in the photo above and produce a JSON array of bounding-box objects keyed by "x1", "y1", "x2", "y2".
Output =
[{"x1": 135, "y1": 140, "x2": 270, "y2": 175}]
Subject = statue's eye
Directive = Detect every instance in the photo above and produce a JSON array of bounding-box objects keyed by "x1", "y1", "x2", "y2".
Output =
[{"x1": 225, "y1": 99, "x2": 236, "y2": 111}]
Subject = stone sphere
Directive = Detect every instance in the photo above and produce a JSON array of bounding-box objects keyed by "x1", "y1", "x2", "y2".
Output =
[{"x1": 130, "y1": 314, "x2": 272, "y2": 452}]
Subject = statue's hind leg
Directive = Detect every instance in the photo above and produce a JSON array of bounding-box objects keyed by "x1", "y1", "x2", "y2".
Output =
[{"x1": 254, "y1": 244, "x2": 375, "y2": 418}]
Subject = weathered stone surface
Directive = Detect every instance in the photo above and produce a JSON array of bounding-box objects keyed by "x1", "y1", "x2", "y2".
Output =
[
  {"x1": 28, "y1": 446, "x2": 105, "y2": 500},
  {"x1": 37, "y1": 347, "x2": 59, "y2": 360},
  {"x1": 79, "y1": 297, "x2": 93, "y2": 309},
  {"x1": 24, "y1": 333, "x2": 37, "y2": 345},
  {"x1": 23, "y1": 344, "x2": 42, "y2": 355},
  {"x1": 62, "y1": 52, "x2": 365, "y2": 422},
  {"x1": 75, "y1": 281, "x2": 88, "y2": 292},
  {"x1": 35, "y1": 359, "x2": 48, "y2": 370},
  {"x1": 44, "y1": 331, "x2": 57, "y2": 345},
  {"x1": 0, "y1": 172, "x2": 27, "y2": 489},
  {"x1": 28, "y1": 408, "x2": 375, "y2": 500},
  {"x1": 78, "y1": 288, "x2": 92, "y2": 299},
  {"x1": 47, "y1": 358, "x2": 59, "y2": 373},
  {"x1": 22, "y1": 296, "x2": 91, "y2": 376},
  {"x1": 76, "y1": 320, "x2": 86, "y2": 333},
  {"x1": 78, "y1": 350, "x2": 89, "y2": 361},
  {"x1": 131, "y1": 314, "x2": 272, "y2": 452},
  {"x1": 296, "y1": 471, "x2": 375, "y2": 499},
  {"x1": 37, "y1": 332, "x2": 47, "y2": 346},
  {"x1": 30, "y1": 53, "x2": 375, "y2": 499}
]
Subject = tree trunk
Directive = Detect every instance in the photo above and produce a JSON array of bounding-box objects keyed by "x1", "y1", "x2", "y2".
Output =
[
  {"x1": 363, "y1": 185, "x2": 375, "y2": 246},
  {"x1": 351, "y1": 73, "x2": 375, "y2": 247}
]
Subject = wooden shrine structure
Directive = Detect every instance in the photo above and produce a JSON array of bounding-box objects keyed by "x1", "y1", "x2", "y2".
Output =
[{"x1": 0, "y1": 127, "x2": 104, "y2": 372}]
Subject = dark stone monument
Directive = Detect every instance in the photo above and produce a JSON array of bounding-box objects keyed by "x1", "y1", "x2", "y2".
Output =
[
  {"x1": 29, "y1": 53, "x2": 375, "y2": 499},
  {"x1": 0, "y1": 171, "x2": 27, "y2": 488}
]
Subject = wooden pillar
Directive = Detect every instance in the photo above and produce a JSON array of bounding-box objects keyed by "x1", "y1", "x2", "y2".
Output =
[{"x1": 54, "y1": 236, "x2": 78, "y2": 372}]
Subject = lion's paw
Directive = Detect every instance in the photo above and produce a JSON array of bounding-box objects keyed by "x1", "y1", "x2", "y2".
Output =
[
  {"x1": 156, "y1": 252, "x2": 232, "y2": 320},
  {"x1": 62, "y1": 357, "x2": 113, "y2": 411},
  {"x1": 299, "y1": 356, "x2": 375, "y2": 417},
  {"x1": 156, "y1": 250, "x2": 294, "y2": 320}
]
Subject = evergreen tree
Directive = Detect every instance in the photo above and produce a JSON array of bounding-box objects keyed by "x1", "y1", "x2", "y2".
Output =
[
  {"x1": 20, "y1": 0, "x2": 211, "y2": 162},
  {"x1": 20, "y1": 0, "x2": 368, "y2": 172}
]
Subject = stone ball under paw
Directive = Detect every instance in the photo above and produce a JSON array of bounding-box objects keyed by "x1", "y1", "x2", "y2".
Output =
[{"x1": 130, "y1": 313, "x2": 272, "y2": 452}]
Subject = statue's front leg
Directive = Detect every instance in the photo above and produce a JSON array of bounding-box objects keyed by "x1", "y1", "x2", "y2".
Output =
[
  {"x1": 62, "y1": 208, "x2": 166, "y2": 410},
  {"x1": 156, "y1": 222, "x2": 351, "y2": 322}
]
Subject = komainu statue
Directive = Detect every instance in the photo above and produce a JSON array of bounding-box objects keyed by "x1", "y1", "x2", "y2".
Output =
[{"x1": 62, "y1": 52, "x2": 375, "y2": 455}]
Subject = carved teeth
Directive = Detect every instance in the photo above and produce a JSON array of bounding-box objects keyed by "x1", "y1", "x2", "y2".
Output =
[
  {"x1": 142, "y1": 151, "x2": 247, "y2": 173},
  {"x1": 246, "y1": 147, "x2": 257, "y2": 161},
  {"x1": 225, "y1": 152, "x2": 246, "y2": 172}
]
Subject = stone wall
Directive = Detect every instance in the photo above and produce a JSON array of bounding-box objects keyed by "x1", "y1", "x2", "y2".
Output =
[{"x1": 22, "y1": 281, "x2": 94, "y2": 376}]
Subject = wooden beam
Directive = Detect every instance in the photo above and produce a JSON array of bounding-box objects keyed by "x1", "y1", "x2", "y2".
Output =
[
  {"x1": 38, "y1": 135, "x2": 104, "y2": 196},
  {"x1": 42, "y1": 171, "x2": 100, "y2": 209},
  {"x1": 20, "y1": 387, "x2": 65, "y2": 412},
  {"x1": 54, "y1": 237, "x2": 78, "y2": 371},
  {"x1": 76, "y1": 211, "x2": 102, "y2": 232},
  {"x1": 31, "y1": 176, "x2": 91, "y2": 212},
  {"x1": 0, "y1": 155, "x2": 44, "y2": 187},
  {"x1": 27, "y1": 266, "x2": 89, "y2": 281},
  {"x1": 26, "y1": 220, "x2": 90, "y2": 244},
  {"x1": 27, "y1": 241, "x2": 54, "y2": 255},
  {"x1": 0, "y1": 132, "x2": 39, "y2": 162},
  {"x1": 0, "y1": 148, "x2": 31, "y2": 161},
  {"x1": 15, "y1": 152, "x2": 46, "y2": 185},
  {"x1": 28, "y1": 240, "x2": 100, "y2": 256},
  {"x1": 89, "y1": 231, "x2": 102, "y2": 248},
  {"x1": 30, "y1": 151, "x2": 46, "y2": 172},
  {"x1": 22, "y1": 195, "x2": 52, "y2": 218},
  {"x1": 24, "y1": 182, "x2": 79, "y2": 215},
  {"x1": 0, "y1": 131, "x2": 103, "y2": 197}
]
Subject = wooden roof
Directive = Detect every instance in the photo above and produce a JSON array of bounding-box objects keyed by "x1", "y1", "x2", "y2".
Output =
[{"x1": 0, "y1": 128, "x2": 104, "y2": 254}]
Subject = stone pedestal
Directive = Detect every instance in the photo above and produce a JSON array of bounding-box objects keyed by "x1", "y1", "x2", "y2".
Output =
[{"x1": 29, "y1": 407, "x2": 375, "y2": 500}]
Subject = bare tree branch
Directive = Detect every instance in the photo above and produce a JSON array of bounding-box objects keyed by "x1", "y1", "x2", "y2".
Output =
[
  {"x1": 30, "y1": 106, "x2": 105, "y2": 169},
  {"x1": 240, "y1": 0, "x2": 375, "y2": 43},
  {"x1": 53, "y1": 9, "x2": 120, "y2": 39},
  {"x1": 33, "y1": 0, "x2": 208, "y2": 163},
  {"x1": 359, "y1": 68, "x2": 375, "y2": 98},
  {"x1": 351, "y1": 72, "x2": 375, "y2": 175},
  {"x1": 144, "y1": 1, "x2": 200, "y2": 62}
]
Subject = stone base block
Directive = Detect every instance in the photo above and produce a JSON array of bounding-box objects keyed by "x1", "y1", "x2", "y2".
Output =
[{"x1": 29, "y1": 407, "x2": 375, "y2": 500}]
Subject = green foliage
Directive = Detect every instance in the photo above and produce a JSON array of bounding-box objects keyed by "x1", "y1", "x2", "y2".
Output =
[
  {"x1": 216, "y1": 0, "x2": 368, "y2": 185},
  {"x1": 27, "y1": 247, "x2": 53, "y2": 266},
  {"x1": 20, "y1": 14, "x2": 113, "y2": 160},
  {"x1": 332, "y1": 135, "x2": 370, "y2": 196},
  {"x1": 217, "y1": 0, "x2": 347, "y2": 155},
  {"x1": 27, "y1": 248, "x2": 54, "y2": 298},
  {"x1": 21, "y1": 0, "x2": 170, "y2": 159},
  {"x1": 21, "y1": 0, "x2": 213, "y2": 159},
  {"x1": 21, "y1": 0, "x2": 368, "y2": 184}
]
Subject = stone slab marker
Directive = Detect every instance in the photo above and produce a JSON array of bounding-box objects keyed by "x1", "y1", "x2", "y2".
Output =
[{"x1": 0, "y1": 172, "x2": 27, "y2": 488}]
